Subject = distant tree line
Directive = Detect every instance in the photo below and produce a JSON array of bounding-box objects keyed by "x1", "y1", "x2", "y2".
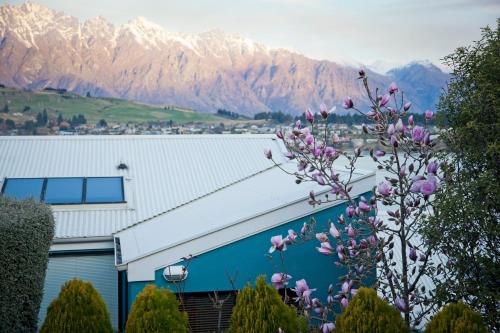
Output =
[
  {"x1": 294, "y1": 112, "x2": 437, "y2": 126},
  {"x1": 254, "y1": 111, "x2": 293, "y2": 123},
  {"x1": 217, "y1": 109, "x2": 250, "y2": 120}
]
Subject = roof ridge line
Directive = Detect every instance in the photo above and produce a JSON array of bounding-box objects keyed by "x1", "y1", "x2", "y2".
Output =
[{"x1": 113, "y1": 164, "x2": 279, "y2": 234}]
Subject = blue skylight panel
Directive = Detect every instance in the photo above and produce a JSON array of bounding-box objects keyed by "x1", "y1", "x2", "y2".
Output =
[
  {"x1": 2, "y1": 178, "x2": 44, "y2": 200},
  {"x1": 44, "y1": 178, "x2": 83, "y2": 204},
  {"x1": 85, "y1": 177, "x2": 124, "y2": 203}
]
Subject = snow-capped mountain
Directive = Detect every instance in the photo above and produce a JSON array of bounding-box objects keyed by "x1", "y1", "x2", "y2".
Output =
[{"x1": 0, "y1": 2, "x2": 448, "y2": 115}]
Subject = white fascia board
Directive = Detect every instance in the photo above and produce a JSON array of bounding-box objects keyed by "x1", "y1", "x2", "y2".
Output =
[{"x1": 125, "y1": 173, "x2": 375, "y2": 282}]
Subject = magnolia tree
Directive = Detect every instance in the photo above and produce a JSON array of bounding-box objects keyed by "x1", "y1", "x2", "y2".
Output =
[{"x1": 265, "y1": 71, "x2": 443, "y2": 331}]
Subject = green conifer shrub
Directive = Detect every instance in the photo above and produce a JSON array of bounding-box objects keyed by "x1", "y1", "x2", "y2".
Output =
[
  {"x1": 126, "y1": 284, "x2": 189, "y2": 333},
  {"x1": 424, "y1": 302, "x2": 488, "y2": 333},
  {"x1": 335, "y1": 287, "x2": 408, "y2": 333},
  {"x1": 0, "y1": 197, "x2": 54, "y2": 332},
  {"x1": 40, "y1": 279, "x2": 113, "y2": 333},
  {"x1": 228, "y1": 276, "x2": 305, "y2": 333}
]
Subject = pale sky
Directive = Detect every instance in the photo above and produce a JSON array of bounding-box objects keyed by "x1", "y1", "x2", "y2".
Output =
[{"x1": 4, "y1": 0, "x2": 499, "y2": 68}]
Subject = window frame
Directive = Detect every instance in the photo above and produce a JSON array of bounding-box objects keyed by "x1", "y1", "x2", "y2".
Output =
[{"x1": 1, "y1": 176, "x2": 126, "y2": 205}]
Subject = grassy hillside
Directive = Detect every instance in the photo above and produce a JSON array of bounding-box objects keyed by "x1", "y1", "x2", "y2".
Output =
[{"x1": 0, "y1": 87, "x2": 224, "y2": 124}]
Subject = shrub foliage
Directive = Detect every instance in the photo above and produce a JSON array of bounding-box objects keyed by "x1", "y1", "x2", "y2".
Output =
[
  {"x1": 424, "y1": 302, "x2": 488, "y2": 333},
  {"x1": 335, "y1": 287, "x2": 408, "y2": 333},
  {"x1": 40, "y1": 279, "x2": 113, "y2": 333},
  {"x1": 229, "y1": 276, "x2": 305, "y2": 333},
  {"x1": 126, "y1": 284, "x2": 189, "y2": 333},
  {"x1": 0, "y1": 197, "x2": 54, "y2": 332}
]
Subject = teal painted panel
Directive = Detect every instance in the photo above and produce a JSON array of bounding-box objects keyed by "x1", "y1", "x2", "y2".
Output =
[{"x1": 128, "y1": 191, "x2": 375, "y2": 309}]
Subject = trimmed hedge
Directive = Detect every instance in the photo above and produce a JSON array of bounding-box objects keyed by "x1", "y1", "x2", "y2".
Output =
[
  {"x1": 40, "y1": 279, "x2": 113, "y2": 333},
  {"x1": 335, "y1": 287, "x2": 408, "y2": 333},
  {"x1": 0, "y1": 197, "x2": 54, "y2": 332},
  {"x1": 228, "y1": 276, "x2": 306, "y2": 333},
  {"x1": 424, "y1": 302, "x2": 488, "y2": 333},
  {"x1": 126, "y1": 284, "x2": 189, "y2": 333}
]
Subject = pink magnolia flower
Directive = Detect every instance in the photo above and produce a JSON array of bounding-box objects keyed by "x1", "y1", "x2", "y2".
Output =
[
  {"x1": 329, "y1": 222, "x2": 341, "y2": 238},
  {"x1": 287, "y1": 229, "x2": 297, "y2": 242},
  {"x1": 305, "y1": 134, "x2": 314, "y2": 145},
  {"x1": 347, "y1": 224, "x2": 356, "y2": 238},
  {"x1": 341, "y1": 297, "x2": 349, "y2": 308},
  {"x1": 317, "y1": 243, "x2": 333, "y2": 255},
  {"x1": 306, "y1": 108, "x2": 314, "y2": 123},
  {"x1": 293, "y1": 279, "x2": 309, "y2": 297},
  {"x1": 380, "y1": 94, "x2": 391, "y2": 107},
  {"x1": 395, "y1": 119, "x2": 404, "y2": 132},
  {"x1": 316, "y1": 232, "x2": 329, "y2": 243},
  {"x1": 388, "y1": 82, "x2": 399, "y2": 94},
  {"x1": 351, "y1": 288, "x2": 358, "y2": 296},
  {"x1": 377, "y1": 181, "x2": 392, "y2": 196},
  {"x1": 313, "y1": 148, "x2": 322, "y2": 158},
  {"x1": 424, "y1": 132, "x2": 431, "y2": 145},
  {"x1": 276, "y1": 129, "x2": 284, "y2": 139},
  {"x1": 325, "y1": 146, "x2": 336, "y2": 158},
  {"x1": 295, "y1": 119, "x2": 302, "y2": 129},
  {"x1": 343, "y1": 97, "x2": 354, "y2": 109},
  {"x1": 358, "y1": 201, "x2": 371, "y2": 212},
  {"x1": 410, "y1": 180, "x2": 425, "y2": 193},
  {"x1": 427, "y1": 161, "x2": 439, "y2": 174},
  {"x1": 404, "y1": 102, "x2": 412, "y2": 111},
  {"x1": 332, "y1": 133, "x2": 340, "y2": 144},
  {"x1": 321, "y1": 322, "x2": 335, "y2": 333},
  {"x1": 284, "y1": 151, "x2": 295, "y2": 160},
  {"x1": 420, "y1": 177, "x2": 437, "y2": 195},
  {"x1": 319, "y1": 103, "x2": 329, "y2": 119},
  {"x1": 271, "y1": 273, "x2": 292, "y2": 289},
  {"x1": 341, "y1": 280, "x2": 350, "y2": 293},
  {"x1": 409, "y1": 247, "x2": 417, "y2": 261},
  {"x1": 269, "y1": 235, "x2": 287, "y2": 253},
  {"x1": 412, "y1": 126, "x2": 425, "y2": 143},
  {"x1": 390, "y1": 135, "x2": 398, "y2": 147},
  {"x1": 301, "y1": 222, "x2": 308, "y2": 235},
  {"x1": 387, "y1": 123, "x2": 395, "y2": 136},
  {"x1": 425, "y1": 110, "x2": 433, "y2": 120},
  {"x1": 346, "y1": 206, "x2": 355, "y2": 218},
  {"x1": 395, "y1": 297, "x2": 408, "y2": 312},
  {"x1": 375, "y1": 150, "x2": 386, "y2": 157},
  {"x1": 408, "y1": 114, "x2": 414, "y2": 126}
]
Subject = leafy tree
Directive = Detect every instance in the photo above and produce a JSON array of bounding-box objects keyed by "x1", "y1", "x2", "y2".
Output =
[
  {"x1": 126, "y1": 285, "x2": 188, "y2": 333},
  {"x1": 424, "y1": 302, "x2": 488, "y2": 333},
  {"x1": 57, "y1": 113, "x2": 63, "y2": 125},
  {"x1": 0, "y1": 197, "x2": 54, "y2": 332},
  {"x1": 23, "y1": 120, "x2": 36, "y2": 132},
  {"x1": 42, "y1": 109, "x2": 48, "y2": 125},
  {"x1": 335, "y1": 287, "x2": 408, "y2": 333},
  {"x1": 41, "y1": 279, "x2": 113, "y2": 333},
  {"x1": 2, "y1": 103, "x2": 8, "y2": 113},
  {"x1": 421, "y1": 20, "x2": 499, "y2": 331},
  {"x1": 97, "y1": 118, "x2": 108, "y2": 128},
  {"x1": 23, "y1": 105, "x2": 31, "y2": 112},
  {"x1": 86, "y1": 91, "x2": 91, "y2": 98},
  {"x1": 5, "y1": 119, "x2": 15, "y2": 129},
  {"x1": 228, "y1": 276, "x2": 305, "y2": 333}
]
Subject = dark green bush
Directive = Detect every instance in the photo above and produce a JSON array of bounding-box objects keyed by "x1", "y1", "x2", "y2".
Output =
[
  {"x1": 335, "y1": 287, "x2": 408, "y2": 333},
  {"x1": 126, "y1": 284, "x2": 189, "y2": 333},
  {"x1": 0, "y1": 197, "x2": 54, "y2": 332},
  {"x1": 40, "y1": 279, "x2": 113, "y2": 333},
  {"x1": 424, "y1": 302, "x2": 488, "y2": 333},
  {"x1": 229, "y1": 276, "x2": 306, "y2": 333}
]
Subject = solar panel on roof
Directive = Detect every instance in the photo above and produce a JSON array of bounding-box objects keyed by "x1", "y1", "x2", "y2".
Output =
[
  {"x1": 44, "y1": 178, "x2": 84, "y2": 204},
  {"x1": 86, "y1": 177, "x2": 124, "y2": 203},
  {"x1": 2, "y1": 178, "x2": 44, "y2": 201}
]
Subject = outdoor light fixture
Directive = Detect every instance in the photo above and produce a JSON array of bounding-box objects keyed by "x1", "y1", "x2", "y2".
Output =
[{"x1": 162, "y1": 265, "x2": 188, "y2": 282}]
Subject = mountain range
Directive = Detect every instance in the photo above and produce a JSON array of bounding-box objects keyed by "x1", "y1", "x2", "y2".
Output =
[{"x1": 0, "y1": 2, "x2": 450, "y2": 116}]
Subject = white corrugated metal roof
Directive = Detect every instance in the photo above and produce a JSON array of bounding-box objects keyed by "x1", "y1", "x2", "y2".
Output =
[
  {"x1": 115, "y1": 163, "x2": 375, "y2": 266},
  {"x1": 0, "y1": 135, "x2": 285, "y2": 239}
]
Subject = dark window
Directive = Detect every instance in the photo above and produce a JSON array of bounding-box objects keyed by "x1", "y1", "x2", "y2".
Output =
[
  {"x1": 86, "y1": 177, "x2": 124, "y2": 203},
  {"x1": 181, "y1": 291, "x2": 236, "y2": 333},
  {"x1": 44, "y1": 178, "x2": 84, "y2": 204},
  {"x1": 2, "y1": 178, "x2": 44, "y2": 200}
]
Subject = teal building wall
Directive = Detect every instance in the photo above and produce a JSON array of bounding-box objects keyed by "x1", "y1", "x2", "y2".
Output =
[{"x1": 126, "y1": 191, "x2": 374, "y2": 315}]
